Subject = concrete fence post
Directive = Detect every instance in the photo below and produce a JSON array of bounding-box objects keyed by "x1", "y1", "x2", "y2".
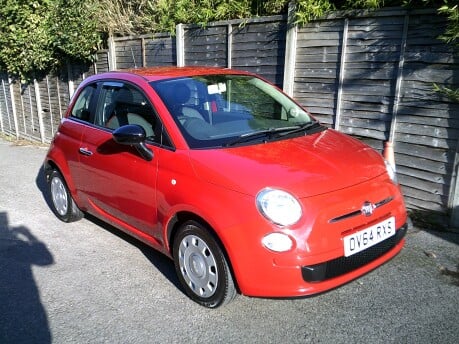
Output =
[
  {"x1": 9, "y1": 77, "x2": 18, "y2": 139},
  {"x1": 227, "y1": 24, "x2": 233, "y2": 69},
  {"x1": 283, "y1": 2, "x2": 297, "y2": 97},
  {"x1": 141, "y1": 37, "x2": 146, "y2": 67},
  {"x1": 45, "y1": 75, "x2": 56, "y2": 137},
  {"x1": 67, "y1": 64, "x2": 75, "y2": 100},
  {"x1": 34, "y1": 79, "x2": 45, "y2": 143},
  {"x1": 0, "y1": 77, "x2": 6, "y2": 133},
  {"x1": 334, "y1": 18, "x2": 349, "y2": 131},
  {"x1": 108, "y1": 34, "x2": 117, "y2": 71},
  {"x1": 176, "y1": 24, "x2": 185, "y2": 67},
  {"x1": 389, "y1": 14, "x2": 409, "y2": 144}
]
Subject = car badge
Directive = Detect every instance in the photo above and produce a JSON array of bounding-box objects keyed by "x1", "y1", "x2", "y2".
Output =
[{"x1": 361, "y1": 201, "x2": 375, "y2": 217}]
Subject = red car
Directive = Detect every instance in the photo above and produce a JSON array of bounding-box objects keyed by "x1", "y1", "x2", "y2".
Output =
[{"x1": 44, "y1": 67, "x2": 408, "y2": 308}]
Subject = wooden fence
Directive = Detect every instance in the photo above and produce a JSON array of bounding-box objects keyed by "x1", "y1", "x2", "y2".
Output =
[{"x1": 0, "y1": 8, "x2": 458, "y2": 228}]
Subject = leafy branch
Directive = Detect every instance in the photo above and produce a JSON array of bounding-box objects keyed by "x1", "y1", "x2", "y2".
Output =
[
  {"x1": 0, "y1": 0, "x2": 101, "y2": 82},
  {"x1": 433, "y1": 84, "x2": 459, "y2": 103},
  {"x1": 434, "y1": 2, "x2": 459, "y2": 103}
]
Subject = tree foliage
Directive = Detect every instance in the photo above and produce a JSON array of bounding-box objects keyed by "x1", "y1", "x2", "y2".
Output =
[
  {"x1": 438, "y1": 1, "x2": 459, "y2": 47},
  {"x1": 50, "y1": 0, "x2": 101, "y2": 62},
  {"x1": 0, "y1": 0, "x2": 101, "y2": 81},
  {"x1": 95, "y1": 1, "x2": 454, "y2": 34},
  {"x1": 0, "y1": 1, "x2": 54, "y2": 79},
  {"x1": 97, "y1": 0, "x2": 265, "y2": 35},
  {"x1": 435, "y1": 1, "x2": 459, "y2": 103}
]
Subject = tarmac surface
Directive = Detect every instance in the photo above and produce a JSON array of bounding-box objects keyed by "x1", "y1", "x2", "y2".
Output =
[{"x1": 0, "y1": 136, "x2": 458, "y2": 343}]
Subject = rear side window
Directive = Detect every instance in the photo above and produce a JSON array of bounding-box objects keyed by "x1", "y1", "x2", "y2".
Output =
[{"x1": 71, "y1": 84, "x2": 96, "y2": 121}]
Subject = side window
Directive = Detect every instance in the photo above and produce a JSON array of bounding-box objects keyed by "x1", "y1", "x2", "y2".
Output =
[
  {"x1": 95, "y1": 83, "x2": 171, "y2": 146},
  {"x1": 71, "y1": 84, "x2": 96, "y2": 122}
]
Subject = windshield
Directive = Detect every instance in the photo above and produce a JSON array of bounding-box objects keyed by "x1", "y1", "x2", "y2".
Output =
[{"x1": 150, "y1": 74, "x2": 318, "y2": 148}]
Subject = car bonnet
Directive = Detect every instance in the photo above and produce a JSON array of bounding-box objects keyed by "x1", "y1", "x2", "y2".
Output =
[{"x1": 187, "y1": 129, "x2": 388, "y2": 198}]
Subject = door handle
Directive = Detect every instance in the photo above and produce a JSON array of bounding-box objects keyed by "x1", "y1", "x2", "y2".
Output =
[{"x1": 79, "y1": 147, "x2": 93, "y2": 156}]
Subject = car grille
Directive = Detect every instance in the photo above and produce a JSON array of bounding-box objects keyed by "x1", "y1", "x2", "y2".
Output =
[
  {"x1": 301, "y1": 224, "x2": 407, "y2": 283},
  {"x1": 329, "y1": 197, "x2": 394, "y2": 223}
]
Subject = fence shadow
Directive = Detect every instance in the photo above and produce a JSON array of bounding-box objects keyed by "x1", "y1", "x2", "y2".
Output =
[{"x1": 0, "y1": 212, "x2": 54, "y2": 343}]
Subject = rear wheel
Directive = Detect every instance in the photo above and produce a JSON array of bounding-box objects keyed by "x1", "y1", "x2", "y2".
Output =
[
  {"x1": 173, "y1": 220, "x2": 237, "y2": 308},
  {"x1": 48, "y1": 169, "x2": 83, "y2": 222}
]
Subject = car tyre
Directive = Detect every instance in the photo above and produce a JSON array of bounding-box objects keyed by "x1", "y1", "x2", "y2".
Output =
[
  {"x1": 48, "y1": 169, "x2": 83, "y2": 222},
  {"x1": 173, "y1": 220, "x2": 237, "y2": 308}
]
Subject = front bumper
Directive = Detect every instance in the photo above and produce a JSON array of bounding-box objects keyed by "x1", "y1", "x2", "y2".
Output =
[
  {"x1": 302, "y1": 223, "x2": 408, "y2": 282},
  {"x1": 227, "y1": 174, "x2": 408, "y2": 298}
]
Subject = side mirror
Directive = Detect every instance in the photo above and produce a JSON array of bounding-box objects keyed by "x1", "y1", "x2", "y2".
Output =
[{"x1": 112, "y1": 124, "x2": 153, "y2": 161}]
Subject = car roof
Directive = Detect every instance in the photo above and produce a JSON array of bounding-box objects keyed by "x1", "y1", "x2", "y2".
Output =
[{"x1": 110, "y1": 66, "x2": 253, "y2": 82}]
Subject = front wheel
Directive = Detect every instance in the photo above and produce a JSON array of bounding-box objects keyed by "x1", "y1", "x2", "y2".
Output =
[
  {"x1": 48, "y1": 169, "x2": 83, "y2": 222},
  {"x1": 173, "y1": 220, "x2": 237, "y2": 308}
]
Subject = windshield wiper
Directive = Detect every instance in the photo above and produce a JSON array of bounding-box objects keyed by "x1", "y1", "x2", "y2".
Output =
[
  {"x1": 224, "y1": 126, "x2": 300, "y2": 147},
  {"x1": 225, "y1": 122, "x2": 324, "y2": 147},
  {"x1": 275, "y1": 121, "x2": 325, "y2": 138}
]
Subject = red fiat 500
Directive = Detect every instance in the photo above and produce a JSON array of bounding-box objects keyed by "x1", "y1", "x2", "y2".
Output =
[{"x1": 44, "y1": 67, "x2": 407, "y2": 308}]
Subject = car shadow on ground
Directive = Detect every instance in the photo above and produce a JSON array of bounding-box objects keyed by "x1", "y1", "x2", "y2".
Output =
[
  {"x1": 85, "y1": 213, "x2": 183, "y2": 292},
  {"x1": 35, "y1": 165, "x2": 184, "y2": 296},
  {"x1": 0, "y1": 211, "x2": 54, "y2": 343},
  {"x1": 35, "y1": 165, "x2": 54, "y2": 213}
]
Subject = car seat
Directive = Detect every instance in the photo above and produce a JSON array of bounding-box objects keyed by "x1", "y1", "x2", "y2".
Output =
[
  {"x1": 106, "y1": 88, "x2": 155, "y2": 139},
  {"x1": 172, "y1": 83, "x2": 205, "y2": 123}
]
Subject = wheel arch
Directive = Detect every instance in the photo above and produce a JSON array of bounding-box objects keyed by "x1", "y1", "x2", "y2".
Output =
[
  {"x1": 43, "y1": 159, "x2": 60, "y2": 179},
  {"x1": 43, "y1": 159, "x2": 70, "y2": 193},
  {"x1": 166, "y1": 211, "x2": 241, "y2": 293},
  {"x1": 43, "y1": 158, "x2": 82, "y2": 210}
]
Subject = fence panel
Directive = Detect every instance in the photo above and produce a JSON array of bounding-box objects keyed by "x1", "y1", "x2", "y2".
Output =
[
  {"x1": 39, "y1": 75, "x2": 66, "y2": 141},
  {"x1": 12, "y1": 83, "x2": 25, "y2": 139},
  {"x1": 95, "y1": 50, "x2": 110, "y2": 73},
  {"x1": 294, "y1": 20, "x2": 344, "y2": 126},
  {"x1": 180, "y1": 17, "x2": 287, "y2": 86},
  {"x1": 115, "y1": 38, "x2": 143, "y2": 69},
  {"x1": 145, "y1": 34, "x2": 176, "y2": 67},
  {"x1": 112, "y1": 33, "x2": 176, "y2": 70},
  {"x1": 338, "y1": 15, "x2": 405, "y2": 141},
  {"x1": 394, "y1": 12, "x2": 459, "y2": 215},
  {"x1": 17, "y1": 83, "x2": 41, "y2": 142},
  {"x1": 184, "y1": 26, "x2": 228, "y2": 67},
  {"x1": 231, "y1": 19, "x2": 287, "y2": 86}
]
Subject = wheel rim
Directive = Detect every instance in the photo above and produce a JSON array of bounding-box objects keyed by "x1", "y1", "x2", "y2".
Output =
[
  {"x1": 50, "y1": 176, "x2": 68, "y2": 216},
  {"x1": 178, "y1": 234, "x2": 218, "y2": 298}
]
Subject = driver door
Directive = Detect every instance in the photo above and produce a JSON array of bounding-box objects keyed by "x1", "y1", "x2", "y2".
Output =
[{"x1": 75, "y1": 81, "x2": 160, "y2": 236}]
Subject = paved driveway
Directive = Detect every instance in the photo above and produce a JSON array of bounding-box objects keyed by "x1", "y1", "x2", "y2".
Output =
[{"x1": 0, "y1": 137, "x2": 458, "y2": 343}]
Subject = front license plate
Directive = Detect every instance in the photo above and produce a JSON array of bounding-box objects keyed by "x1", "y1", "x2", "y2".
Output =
[{"x1": 343, "y1": 217, "x2": 395, "y2": 257}]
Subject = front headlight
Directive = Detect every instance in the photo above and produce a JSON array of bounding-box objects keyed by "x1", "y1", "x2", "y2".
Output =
[
  {"x1": 256, "y1": 188, "x2": 302, "y2": 226},
  {"x1": 385, "y1": 160, "x2": 398, "y2": 184}
]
